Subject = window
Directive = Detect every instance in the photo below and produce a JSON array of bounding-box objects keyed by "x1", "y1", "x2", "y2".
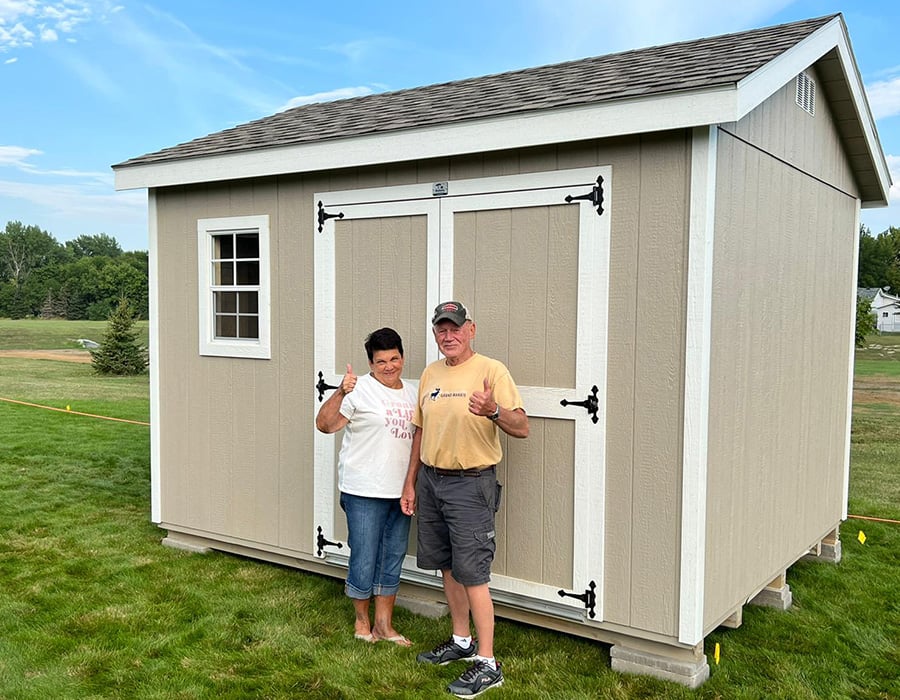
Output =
[{"x1": 198, "y1": 215, "x2": 270, "y2": 358}]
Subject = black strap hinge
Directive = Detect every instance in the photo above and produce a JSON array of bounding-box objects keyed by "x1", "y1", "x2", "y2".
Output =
[
  {"x1": 316, "y1": 525, "x2": 343, "y2": 557},
  {"x1": 317, "y1": 201, "x2": 344, "y2": 232},
  {"x1": 316, "y1": 371, "x2": 339, "y2": 402},
  {"x1": 558, "y1": 580, "x2": 597, "y2": 618},
  {"x1": 560, "y1": 385, "x2": 599, "y2": 424},
  {"x1": 564, "y1": 175, "x2": 604, "y2": 216}
]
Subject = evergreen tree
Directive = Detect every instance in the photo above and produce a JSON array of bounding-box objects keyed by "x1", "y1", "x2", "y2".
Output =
[
  {"x1": 856, "y1": 296, "x2": 876, "y2": 347},
  {"x1": 90, "y1": 297, "x2": 148, "y2": 375}
]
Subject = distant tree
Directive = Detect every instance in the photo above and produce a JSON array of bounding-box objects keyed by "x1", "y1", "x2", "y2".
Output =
[
  {"x1": 90, "y1": 297, "x2": 148, "y2": 375},
  {"x1": 856, "y1": 295, "x2": 876, "y2": 347},
  {"x1": 66, "y1": 233, "x2": 123, "y2": 258},
  {"x1": 0, "y1": 221, "x2": 65, "y2": 318},
  {"x1": 858, "y1": 224, "x2": 900, "y2": 291}
]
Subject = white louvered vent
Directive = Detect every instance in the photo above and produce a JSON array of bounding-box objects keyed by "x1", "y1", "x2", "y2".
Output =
[{"x1": 795, "y1": 71, "x2": 816, "y2": 116}]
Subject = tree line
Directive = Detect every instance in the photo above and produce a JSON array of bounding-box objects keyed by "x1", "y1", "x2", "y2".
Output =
[
  {"x1": 858, "y1": 224, "x2": 900, "y2": 293},
  {"x1": 0, "y1": 221, "x2": 148, "y2": 320}
]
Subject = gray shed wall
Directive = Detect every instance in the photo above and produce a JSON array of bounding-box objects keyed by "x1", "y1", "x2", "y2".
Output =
[{"x1": 703, "y1": 69, "x2": 858, "y2": 631}]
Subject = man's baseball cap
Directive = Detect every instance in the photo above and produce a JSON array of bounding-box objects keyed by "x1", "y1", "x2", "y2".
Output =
[{"x1": 431, "y1": 301, "x2": 471, "y2": 326}]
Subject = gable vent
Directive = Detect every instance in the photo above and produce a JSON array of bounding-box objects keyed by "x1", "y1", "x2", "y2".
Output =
[{"x1": 795, "y1": 71, "x2": 816, "y2": 116}]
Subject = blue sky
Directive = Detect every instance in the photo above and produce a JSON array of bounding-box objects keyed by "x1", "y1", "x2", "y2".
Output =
[{"x1": 1, "y1": 0, "x2": 898, "y2": 252}]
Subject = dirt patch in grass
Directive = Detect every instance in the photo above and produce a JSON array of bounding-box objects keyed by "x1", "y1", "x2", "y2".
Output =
[
  {"x1": 0, "y1": 349, "x2": 92, "y2": 364},
  {"x1": 853, "y1": 376, "x2": 900, "y2": 406}
]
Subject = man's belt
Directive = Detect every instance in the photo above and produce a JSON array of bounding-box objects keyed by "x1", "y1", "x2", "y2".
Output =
[{"x1": 425, "y1": 465, "x2": 495, "y2": 477}]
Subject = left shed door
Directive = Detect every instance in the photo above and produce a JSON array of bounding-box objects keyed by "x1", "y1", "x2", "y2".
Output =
[{"x1": 313, "y1": 197, "x2": 439, "y2": 571}]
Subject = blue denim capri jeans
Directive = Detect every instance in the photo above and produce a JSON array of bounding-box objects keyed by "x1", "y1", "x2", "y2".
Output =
[{"x1": 339, "y1": 492, "x2": 411, "y2": 599}]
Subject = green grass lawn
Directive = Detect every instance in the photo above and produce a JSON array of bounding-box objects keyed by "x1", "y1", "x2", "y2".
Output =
[
  {"x1": 0, "y1": 318, "x2": 150, "y2": 350},
  {"x1": 0, "y1": 326, "x2": 898, "y2": 699}
]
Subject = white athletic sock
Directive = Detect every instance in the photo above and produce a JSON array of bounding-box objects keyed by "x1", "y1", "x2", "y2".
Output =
[
  {"x1": 482, "y1": 657, "x2": 497, "y2": 670},
  {"x1": 453, "y1": 634, "x2": 473, "y2": 649}
]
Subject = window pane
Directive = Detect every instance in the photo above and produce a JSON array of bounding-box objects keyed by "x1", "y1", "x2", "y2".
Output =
[
  {"x1": 235, "y1": 233, "x2": 259, "y2": 259},
  {"x1": 239, "y1": 315, "x2": 259, "y2": 339},
  {"x1": 214, "y1": 234, "x2": 234, "y2": 259},
  {"x1": 238, "y1": 292, "x2": 259, "y2": 313},
  {"x1": 215, "y1": 291, "x2": 237, "y2": 313},
  {"x1": 216, "y1": 315, "x2": 237, "y2": 338},
  {"x1": 236, "y1": 261, "x2": 260, "y2": 285},
  {"x1": 215, "y1": 261, "x2": 234, "y2": 285}
]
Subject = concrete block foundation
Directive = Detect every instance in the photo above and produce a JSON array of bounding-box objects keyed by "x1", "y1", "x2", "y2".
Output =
[{"x1": 610, "y1": 644, "x2": 710, "y2": 688}]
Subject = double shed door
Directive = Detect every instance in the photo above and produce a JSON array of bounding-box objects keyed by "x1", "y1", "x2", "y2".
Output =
[{"x1": 313, "y1": 167, "x2": 611, "y2": 623}]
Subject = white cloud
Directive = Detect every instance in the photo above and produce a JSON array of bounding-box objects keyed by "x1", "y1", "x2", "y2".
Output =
[
  {"x1": 0, "y1": 145, "x2": 109, "y2": 184},
  {"x1": 0, "y1": 0, "x2": 94, "y2": 51},
  {"x1": 4, "y1": 56, "x2": 16, "y2": 63},
  {"x1": 887, "y1": 154, "x2": 900, "y2": 203},
  {"x1": 0, "y1": 145, "x2": 42, "y2": 167},
  {"x1": 867, "y1": 76, "x2": 900, "y2": 120},
  {"x1": 277, "y1": 87, "x2": 375, "y2": 111},
  {"x1": 0, "y1": 21, "x2": 34, "y2": 48}
]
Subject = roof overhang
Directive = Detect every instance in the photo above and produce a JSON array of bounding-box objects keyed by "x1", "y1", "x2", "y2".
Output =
[{"x1": 114, "y1": 16, "x2": 890, "y2": 207}]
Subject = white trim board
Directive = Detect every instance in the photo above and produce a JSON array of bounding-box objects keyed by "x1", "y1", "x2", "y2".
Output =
[
  {"x1": 678, "y1": 126, "x2": 718, "y2": 645},
  {"x1": 148, "y1": 190, "x2": 162, "y2": 524}
]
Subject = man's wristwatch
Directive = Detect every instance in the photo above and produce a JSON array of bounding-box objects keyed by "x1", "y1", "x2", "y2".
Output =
[{"x1": 487, "y1": 403, "x2": 501, "y2": 421}]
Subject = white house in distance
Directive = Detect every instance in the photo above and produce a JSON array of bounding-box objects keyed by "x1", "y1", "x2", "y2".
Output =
[
  {"x1": 860, "y1": 287, "x2": 900, "y2": 332},
  {"x1": 113, "y1": 14, "x2": 890, "y2": 688}
]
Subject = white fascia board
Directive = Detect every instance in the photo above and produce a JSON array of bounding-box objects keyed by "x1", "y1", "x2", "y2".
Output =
[
  {"x1": 114, "y1": 87, "x2": 737, "y2": 191},
  {"x1": 736, "y1": 16, "x2": 891, "y2": 205}
]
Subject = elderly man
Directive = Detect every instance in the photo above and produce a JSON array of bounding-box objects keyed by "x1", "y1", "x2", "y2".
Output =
[{"x1": 401, "y1": 300, "x2": 528, "y2": 698}]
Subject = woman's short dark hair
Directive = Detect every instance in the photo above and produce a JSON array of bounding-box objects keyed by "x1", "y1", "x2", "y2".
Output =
[{"x1": 364, "y1": 327, "x2": 404, "y2": 362}]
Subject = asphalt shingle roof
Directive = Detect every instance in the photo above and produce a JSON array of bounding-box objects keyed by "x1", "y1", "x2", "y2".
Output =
[{"x1": 116, "y1": 15, "x2": 836, "y2": 168}]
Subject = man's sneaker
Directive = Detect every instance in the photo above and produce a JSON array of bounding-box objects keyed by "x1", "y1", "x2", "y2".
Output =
[
  {"x1": 447, "y1": 660, "x2": 504, "y2": 698},
  {"x1": 416, "y1": 637, "x2": 477, "y2": 665}
]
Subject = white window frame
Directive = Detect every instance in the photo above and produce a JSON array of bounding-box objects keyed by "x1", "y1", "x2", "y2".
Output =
[{"x1": 197, "y1": 214, "x2": 271, "y2": 359}]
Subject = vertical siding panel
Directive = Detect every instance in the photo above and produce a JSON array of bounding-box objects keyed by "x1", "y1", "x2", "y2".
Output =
[
  {"x1": 468, "y1": 209, "x2": 512, "y2": 363},
  {"x1": 545, "y1": 205, "x2": 579, "y2": 389},
  {"x1": 600, "y1": 140, "x2": 641, "y2": 626},
  {"x1": 629, "y1": 133, "x2": 689, "y2": 635},
  {"x1": 449, "y1": 154, "x2": 485, "y2": 181},
  {"x1": 251, "y1": 183, "x2": 280, "y2": 543},
  {"x1": 507, "y1": 206, "x2": 549, "y2": 386},
  {"x1": 542, "y1": 419, "x2": 575, "y2": 587},
  {"x1": 276, "y1": 176, "x2": 309, "y2": 551},
  {"x1": 158, "y1": 187, "x2": 197, "y2": 527}
]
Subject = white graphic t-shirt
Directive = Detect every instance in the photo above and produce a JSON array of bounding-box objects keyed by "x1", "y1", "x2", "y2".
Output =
[{"x1": 338, "y1": 372, "x2": 417, "y2": 498}]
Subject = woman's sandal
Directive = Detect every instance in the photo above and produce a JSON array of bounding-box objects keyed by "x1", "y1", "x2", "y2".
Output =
[{"x1": 375, "y1": 634, "x2": 412, "y2": 647}]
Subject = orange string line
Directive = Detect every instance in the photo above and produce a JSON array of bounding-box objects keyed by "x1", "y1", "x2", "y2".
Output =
[
  {"x1": 847, "y1": 514, "x2": 900, "y2": 525},
  {"x1": 0, "y1": 396, "x2": 150, "y2": 426}
]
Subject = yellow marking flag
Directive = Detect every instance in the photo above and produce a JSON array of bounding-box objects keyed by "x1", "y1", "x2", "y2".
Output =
[
  {"x1": 858, "y1": 530, "x2": 867, "y2": 545},
  {"x1": 714, "y1": 642, "x2": 720, "y2": 665}
]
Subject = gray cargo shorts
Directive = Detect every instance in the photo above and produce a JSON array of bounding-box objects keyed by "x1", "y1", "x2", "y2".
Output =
[{"x1": 415, "y1": 465, "x2": 502, "y2": 586}]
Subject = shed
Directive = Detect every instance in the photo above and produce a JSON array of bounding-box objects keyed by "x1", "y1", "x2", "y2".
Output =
[{"x1": 113, "y1": 14, "x2": 890, "y2": 688}]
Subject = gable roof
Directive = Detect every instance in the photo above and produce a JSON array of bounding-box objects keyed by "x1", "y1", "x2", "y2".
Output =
[{"x1": 113, "y1": 14, "x2": 890, "y2": 206}]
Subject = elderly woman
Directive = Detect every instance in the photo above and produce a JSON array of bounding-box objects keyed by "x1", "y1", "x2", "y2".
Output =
[{"x1": 315, "y1": 327, "x2": 417, "y2": 646}]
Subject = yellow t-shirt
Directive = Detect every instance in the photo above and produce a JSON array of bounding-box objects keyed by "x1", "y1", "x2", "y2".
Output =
[{"x1": 413, "y1": 353, "x2": 524, "y2": 469}]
